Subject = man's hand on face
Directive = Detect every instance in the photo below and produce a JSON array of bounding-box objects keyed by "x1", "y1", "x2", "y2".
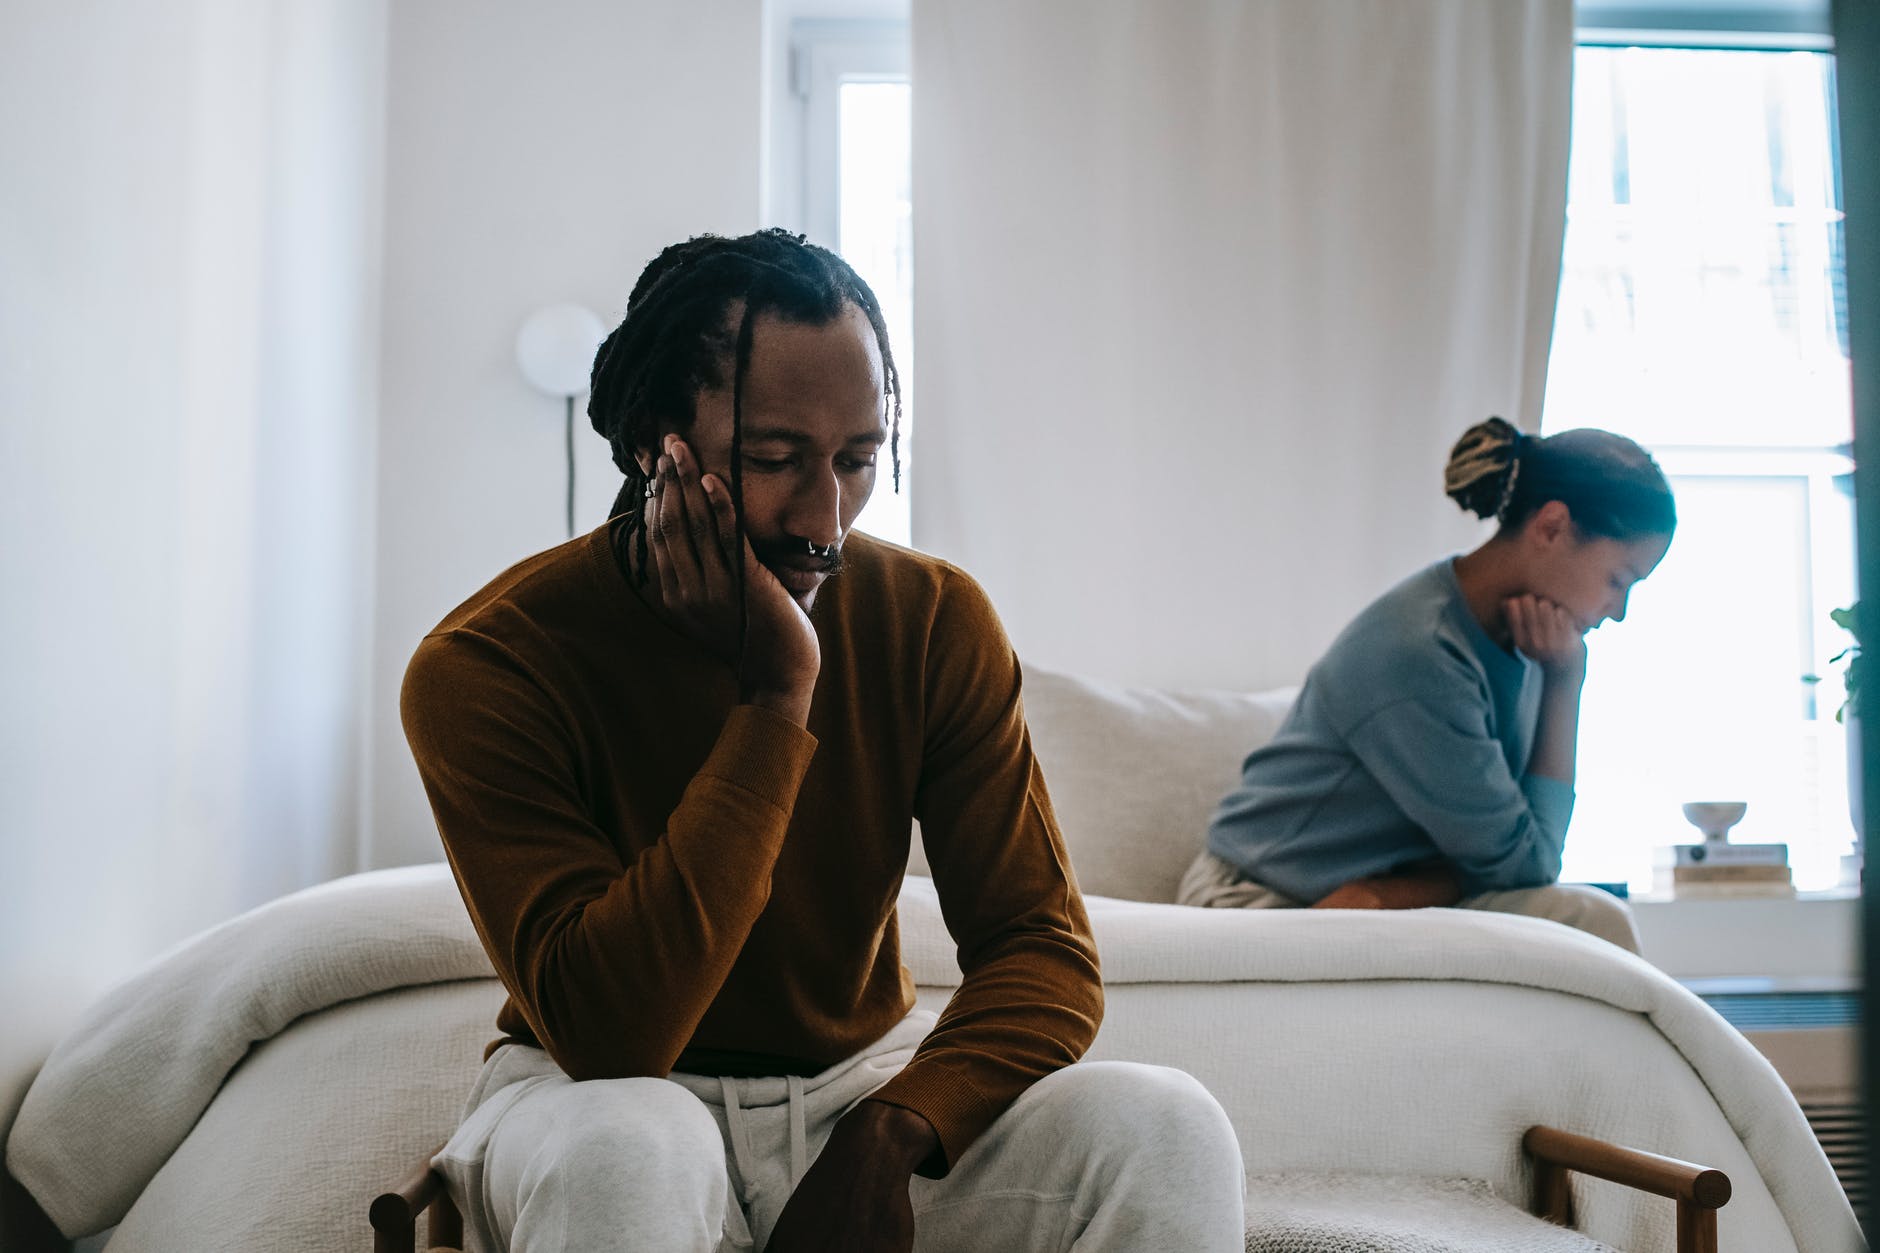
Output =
[
  {"x1": 764, "y1": 1100, "x2": 939, "y2": 1253},
  {"x1": 645, "y1": 435, "x2": 822, "y2": 722},
  {"x1": 1503, "y1": 593, "x2": 1588, "y2": 682}
]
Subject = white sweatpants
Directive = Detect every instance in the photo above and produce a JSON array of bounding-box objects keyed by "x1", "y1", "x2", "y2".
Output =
[{"x1": 435, "y1": 1009, "x2": 1245, "y2": 1253}]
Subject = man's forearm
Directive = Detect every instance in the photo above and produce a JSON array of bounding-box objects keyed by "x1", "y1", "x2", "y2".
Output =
[{"x1": 435, "y1": 703, "x2": 816, "y2": 1082}]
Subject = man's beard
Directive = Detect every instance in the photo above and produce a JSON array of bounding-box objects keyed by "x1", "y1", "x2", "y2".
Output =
[{"x1": 750, "y1": 535, "x2": 844, "y2": 579}]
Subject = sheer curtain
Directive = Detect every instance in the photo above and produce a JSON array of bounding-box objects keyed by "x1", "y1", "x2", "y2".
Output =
[
  {"x1": 910, "y1": 0, "x2": 1574, "y2": 690},
  {"x1": 0, "y1": 0, "x2": 384, "y2": 1002}
]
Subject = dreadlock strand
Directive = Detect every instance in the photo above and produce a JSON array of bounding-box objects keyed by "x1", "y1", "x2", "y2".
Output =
[
  {"x1": 831, "y1": 268, "x2": 904, "y2": 493},
  {"x1": 729, "y1": 292, "x2": 763, "y2": 682}
]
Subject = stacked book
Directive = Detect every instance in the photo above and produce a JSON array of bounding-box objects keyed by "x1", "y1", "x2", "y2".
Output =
[{"x1": 1655, "y1": 841, "x2": 1794, "y2": 899}]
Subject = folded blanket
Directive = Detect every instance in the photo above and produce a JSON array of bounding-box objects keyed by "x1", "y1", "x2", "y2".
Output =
[
  {"x1": 7, "y1": 865, "x2": 493, "y2": 1235},
  {"x1": 6, "y1": 865, "x2": 1860, "y2": 1253}
]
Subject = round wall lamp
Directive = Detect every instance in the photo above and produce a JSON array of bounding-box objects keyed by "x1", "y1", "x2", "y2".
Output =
[{"x1": 515, "y1": 303, "x2": 606, "y2": 538}]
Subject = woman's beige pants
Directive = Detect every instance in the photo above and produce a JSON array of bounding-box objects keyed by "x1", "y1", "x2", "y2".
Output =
[{"x1": 1177, "y1": 849, "x2": 1642, "y2": 953}]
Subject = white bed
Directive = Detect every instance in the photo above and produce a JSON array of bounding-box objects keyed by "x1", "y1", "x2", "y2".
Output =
[{"x1": 6, "y1": 667, "x2": 1863, "y2": 1251}]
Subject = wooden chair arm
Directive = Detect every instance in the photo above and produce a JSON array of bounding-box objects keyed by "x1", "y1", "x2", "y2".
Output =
[
  {"x1": 1524, "y1": 1124, "x2": 1731, "y2": 1253},
  {"x1": 369, "y1": 1147, "x2": 461, "y2": 1253}
]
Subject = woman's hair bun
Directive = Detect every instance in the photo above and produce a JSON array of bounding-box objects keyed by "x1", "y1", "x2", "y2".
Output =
[{"x1": 1445, "y1": 416, "x2": 1522, "y2": 519}]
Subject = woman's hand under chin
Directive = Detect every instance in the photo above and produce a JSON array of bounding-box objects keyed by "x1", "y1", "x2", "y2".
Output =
[{"x1": 1504, "y1": 593, "x2": 1588, "y2": 681}]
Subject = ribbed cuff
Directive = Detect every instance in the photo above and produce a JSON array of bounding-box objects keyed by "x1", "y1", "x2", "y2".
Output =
[
  {"x1": 700, "y1": 704, "x2": 819, "y2": 808},
  {"x1": 863, "y1": 1059, "x2": 1001, "y2": 1174}
]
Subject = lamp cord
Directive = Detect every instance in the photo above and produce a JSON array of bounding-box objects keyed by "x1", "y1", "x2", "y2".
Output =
[{"x1": 564, "y1": 394, "x2": 576, "y2": 539}]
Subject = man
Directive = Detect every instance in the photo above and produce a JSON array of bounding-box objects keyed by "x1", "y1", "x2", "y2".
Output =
[{"x1": 402, "y1": 229, "x2": 1245, "y2": 1252}]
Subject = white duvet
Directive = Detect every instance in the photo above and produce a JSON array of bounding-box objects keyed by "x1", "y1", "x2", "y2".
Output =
[{"x1": 6, "y1": 865, "x2": 1862, "y2": 1253}]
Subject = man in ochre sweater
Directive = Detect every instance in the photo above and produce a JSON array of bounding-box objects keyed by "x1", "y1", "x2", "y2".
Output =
[{"x1": 400, "y1": 230, "x2": 1244, "y2": 1253}]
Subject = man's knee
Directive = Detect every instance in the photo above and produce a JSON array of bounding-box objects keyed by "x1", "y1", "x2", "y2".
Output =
[
  {"x1": 1033, "y1": 1062, "x2": 1241, "y2": 1171},
  {"x1": 502, "y1": 1076, "x2": 724, "y2": 1197}
]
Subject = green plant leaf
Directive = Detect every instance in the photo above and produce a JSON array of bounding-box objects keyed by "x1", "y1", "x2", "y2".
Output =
[{"x1": 1829, "y1": 603, "x2": 1862, "y2": 721}]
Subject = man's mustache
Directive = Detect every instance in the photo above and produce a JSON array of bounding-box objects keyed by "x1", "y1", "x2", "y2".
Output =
[{"x1": 750, "y1": 535, "x2": 844, "y2": 575}]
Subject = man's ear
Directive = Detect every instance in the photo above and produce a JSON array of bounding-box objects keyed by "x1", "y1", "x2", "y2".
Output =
[{"x1": 633, "y1": 425, "x2": 677, "y2": 477}]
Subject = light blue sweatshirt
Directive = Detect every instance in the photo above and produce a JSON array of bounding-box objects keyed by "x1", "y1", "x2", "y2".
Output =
[{"x1": 1206, "y1": 559, "x2": 1575, "y2": 901}]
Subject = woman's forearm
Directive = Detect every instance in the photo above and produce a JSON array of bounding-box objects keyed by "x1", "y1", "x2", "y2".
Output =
[{"x1": 1526, "y1": 664, "x2": 1585, "y2": 785}]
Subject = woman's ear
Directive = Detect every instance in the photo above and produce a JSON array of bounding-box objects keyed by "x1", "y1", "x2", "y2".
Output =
[{"x1": 1528, "y1": 499, "x2": 1574, "y2": 547}]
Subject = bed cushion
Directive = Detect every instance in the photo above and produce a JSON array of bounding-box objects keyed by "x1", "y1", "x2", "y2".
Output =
[{"x1": 909, "y1": 666, "x2": 1298, "y2": 902}]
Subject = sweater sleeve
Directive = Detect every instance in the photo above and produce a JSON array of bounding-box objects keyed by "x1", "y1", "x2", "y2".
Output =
[
  {"x1": 862, "y1": 570, "x2": 1104, "y2": 1171},
  {"x1": 1343, "y1": 662, "x2": 1573, "y2": 894},
  {"x1": 400, "y1": 631, "x2": 817, "y2": 1080}
]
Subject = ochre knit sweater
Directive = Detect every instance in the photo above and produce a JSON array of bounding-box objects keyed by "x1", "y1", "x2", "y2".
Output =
[{"x1": 401, "y1": 525, "x2": 1102, "y2": 1167}]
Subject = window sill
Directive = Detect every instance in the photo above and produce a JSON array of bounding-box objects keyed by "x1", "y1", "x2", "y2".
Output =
[{"x1": 1629, "y1": 889, "x2": 1860, "y2": 979}]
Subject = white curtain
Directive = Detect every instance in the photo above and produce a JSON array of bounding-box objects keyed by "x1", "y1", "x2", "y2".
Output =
[
  {"x1": 911, "y1": 0, "x2": 1573, "y2": 690},
  {"x1": 0, "y1": 0, "x2": 384, "y2": 998}
]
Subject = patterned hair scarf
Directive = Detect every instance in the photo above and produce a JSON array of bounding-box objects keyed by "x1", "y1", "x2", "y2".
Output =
[{"x1": 1443, "y1": 416, "x2": 1525, "y2": 520}]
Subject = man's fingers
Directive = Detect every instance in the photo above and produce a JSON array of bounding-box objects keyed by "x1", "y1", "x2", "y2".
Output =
[
  {"x1": 670, "y1": 440, "x2": 732, "y2": 582},
  {"x1": 648, "y1": 465, "x2": 687, "y2": 605},
  {"x1": 658, "y1": 446, "x2": 706, "y2": 590},
  {"x1": 650, "y1": 454, "x2": 701, "y2": 605},
  {"x1": 700, "y1": 473, "x2": 739, "y2": 563}
]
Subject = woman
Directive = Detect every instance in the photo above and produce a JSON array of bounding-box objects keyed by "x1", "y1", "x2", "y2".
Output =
[{"x1": 1178, "y1": 418, "x2": 1676, "y2": 951}]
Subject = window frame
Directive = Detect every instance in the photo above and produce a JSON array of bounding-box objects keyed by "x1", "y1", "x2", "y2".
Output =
[
  {"x1": 1576, "y1": 0, "x2": 1831, "y2": 50},
  {"x1": 1549, "y1": 13, "x2": 1856, "y2": 891},
  {"x1": 780, "y1": 18, "x2": 910, "y2": 252}
]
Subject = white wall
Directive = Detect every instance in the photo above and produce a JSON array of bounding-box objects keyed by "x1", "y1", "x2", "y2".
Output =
[
  {"x1": 0, "y1": 0, "x2": 385, "y2": 1005},
  {"x1": 365, "y1": 1, "x2": 766, "y2": 869}
]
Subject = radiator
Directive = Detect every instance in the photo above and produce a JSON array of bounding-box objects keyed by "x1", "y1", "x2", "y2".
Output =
[{"x1": 1686, "y1": 977, "x2": 1862, "y2": 1214}]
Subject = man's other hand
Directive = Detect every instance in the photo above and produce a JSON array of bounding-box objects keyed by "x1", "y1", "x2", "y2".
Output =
[{"x1": 764, "y1": 1100, "x2": 939, "y2": 1253}]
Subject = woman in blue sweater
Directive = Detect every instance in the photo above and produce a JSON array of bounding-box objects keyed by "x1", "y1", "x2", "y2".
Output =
[{"x1": 1180, "y1": 418, "x2": 1676, "y2": 950}]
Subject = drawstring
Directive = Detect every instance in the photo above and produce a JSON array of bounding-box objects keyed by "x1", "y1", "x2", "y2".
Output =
[
  {"x1": 717, "y1": 1071, "x2": 811, "y2": 1237},
  {"x1": 786, "y1": 1074, "x2": 808, "y2": 1188},
  {"x1": 720, "y1": 1076, "x2": 807, "y2": 1190},
  {"x1": 719, "y1": 1076, "x2": 757, "y2": 1200}
]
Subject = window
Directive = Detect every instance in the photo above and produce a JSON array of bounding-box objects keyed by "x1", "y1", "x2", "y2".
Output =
[
  {"x1": 1544, "y1": 32, "x2": 1855, "y2": 893},
  {"x1": 785, "y1": 19, "x2": 913, "y2": 546}
]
